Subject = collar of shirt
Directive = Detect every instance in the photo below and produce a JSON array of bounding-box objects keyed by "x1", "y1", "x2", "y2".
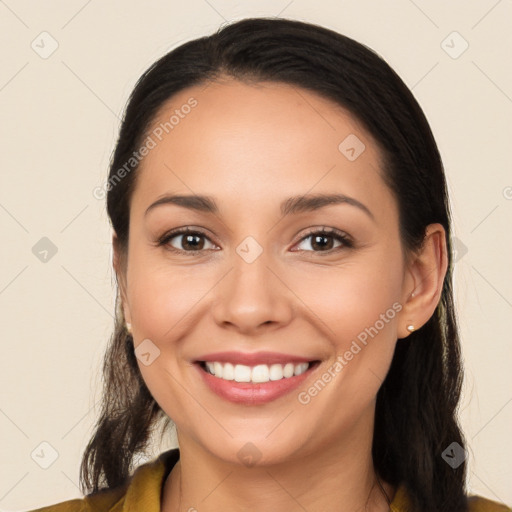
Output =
[
  {"x1": 81, "y1": 448, "x2": 511, "y2": 512},
  {"x1": 82, "y1": 448, "x2": 412, "y2": 511}
]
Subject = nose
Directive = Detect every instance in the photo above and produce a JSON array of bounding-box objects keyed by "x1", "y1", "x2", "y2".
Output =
[{"x1": 210, "y1": 248, "x2": 293, "y2": 334}]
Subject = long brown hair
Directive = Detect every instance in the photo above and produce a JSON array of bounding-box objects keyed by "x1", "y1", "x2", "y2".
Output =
[{"x1": 80, "y1": 17, "x2": 467, "y2": 511}]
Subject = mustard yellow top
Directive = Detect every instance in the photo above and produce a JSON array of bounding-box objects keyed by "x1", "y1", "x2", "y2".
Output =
[{"x1": 27, "y1": 449, "x2": 511, "y2": 512}]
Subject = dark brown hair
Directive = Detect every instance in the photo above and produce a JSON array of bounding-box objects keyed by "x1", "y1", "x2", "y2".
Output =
[{"x1": 81, "y1": 17, "x2": 467, "y2": 511}]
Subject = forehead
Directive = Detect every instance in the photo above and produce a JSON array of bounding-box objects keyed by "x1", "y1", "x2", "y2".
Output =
[{"x1": 131, "y1": 78, "x2": 397, "y2": 223}]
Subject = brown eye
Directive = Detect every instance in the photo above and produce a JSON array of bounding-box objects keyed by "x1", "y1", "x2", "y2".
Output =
[
  {"x1": 294, "y1": 228, "x2": 353, "y2": 253},
  {"x1": 157, "y1": 227, "x2": 353, "y2": 256},
  {"x1": 158, "y1": 228, "x2": 216, "y2": 253}
]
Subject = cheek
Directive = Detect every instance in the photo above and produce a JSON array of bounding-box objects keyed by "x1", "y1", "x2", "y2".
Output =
[
  {"x1": 291, "y1": 252, "x2": 403, "y2": 408},
  {"x1": 291, "y1": 264, "x2": 402, "y2": 426},
  {"x1": 127, "y1": 257, "x2": 214, "y2": 339},
  {"x1": 292, "y1": 256, "x2": 403, "y2": 343},
  {"x1": 125, "y1": 258, "x2": 212, "y2": 427}
]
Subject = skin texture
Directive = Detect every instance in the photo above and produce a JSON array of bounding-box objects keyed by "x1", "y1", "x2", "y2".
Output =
[{"x1": 113, "y1": 78, "x2": 448, "y2": 512}]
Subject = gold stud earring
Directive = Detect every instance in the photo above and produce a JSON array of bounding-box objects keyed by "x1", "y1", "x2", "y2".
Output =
[
  {"x1": 126, "y1": 322, "x2": 132, "y2": 334},
  {"x1": 406, "y1": 324, "x2": 415, "y2": 333}
]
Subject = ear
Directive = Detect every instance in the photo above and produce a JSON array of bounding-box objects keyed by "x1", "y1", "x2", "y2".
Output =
[
  {"x1": 112, "y1": 232, "x2": 132, "y2": 325},
  {"x1": 397, "y1": 223, "x2": 448, "y2": 339}
]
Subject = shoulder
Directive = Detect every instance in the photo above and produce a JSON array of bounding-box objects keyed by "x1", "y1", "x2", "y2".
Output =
[
  {"x1": 23, "y1": 485, "x2": 126, "y2": 512},
  {"x1": 468, "y1": 494, "x2": 512, "y2": 512},
  {"x1": 391, "y1": 484, "x2": 511, "y2": 512},
  {"x1": 24, "y1": 448, "x2": 179, "y2": 512},
  {"x1": 24, "y1": 498, "x2": 87, "y2": 512}
]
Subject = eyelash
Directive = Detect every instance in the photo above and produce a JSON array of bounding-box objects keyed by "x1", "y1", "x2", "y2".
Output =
[{"x1": 156, "y1": 226, "x2": 354, "y2": 255}]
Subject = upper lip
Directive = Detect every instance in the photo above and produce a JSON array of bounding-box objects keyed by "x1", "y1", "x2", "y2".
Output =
[{"x1": 194, "y1": 351, "x2": 318, "y2": 366}]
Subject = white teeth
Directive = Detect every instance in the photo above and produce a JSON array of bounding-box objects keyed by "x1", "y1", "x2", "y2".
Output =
[
  {"x1": 294, "y1": 362, "x2": 309, "y2": 376},
  {"x1": 269, "y1": 364, "x2": 283, "y2": 381},
  {"x1": 251, "y1": 364, "x2": 269, "y2": 383},
  {"x1": 222, "y1": 362, "x2": 234, "y2": 380},
  {"x1": 234, "y1": 364, "x2": 251, "y2": 382},
  {"x1": 203, "y1": 361, "x2": 311, "y2": 383},
  {"x1": 214, "y1": 362, "x2": 223, "y2": 378},
  {"x1": 283, "y1": 363, "x2": 295, "y2": 378}
]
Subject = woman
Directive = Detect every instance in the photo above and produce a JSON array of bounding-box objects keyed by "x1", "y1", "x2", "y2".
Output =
[{"x1": 29, "y1": 17, "x2": 511, "y2": 512}]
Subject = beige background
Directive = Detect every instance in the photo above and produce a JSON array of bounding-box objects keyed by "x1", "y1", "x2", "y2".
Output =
[{"x1": 1, "y1": 1, "x2": 511, "y2": 510}]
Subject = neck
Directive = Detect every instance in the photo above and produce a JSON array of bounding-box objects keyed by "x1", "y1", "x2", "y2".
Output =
[{"x1": 162, "y1": 411, "x2": 395, "y2": 512}]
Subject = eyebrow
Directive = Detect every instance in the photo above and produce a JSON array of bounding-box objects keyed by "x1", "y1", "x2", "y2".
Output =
[{"x1": 144, "y1": 193, "x2": 375, "y2": 221}]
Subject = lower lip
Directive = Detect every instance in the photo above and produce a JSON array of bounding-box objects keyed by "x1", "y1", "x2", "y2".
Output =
[{"x1": 194, "y1": 362, "x2": 319, "y2": 404}]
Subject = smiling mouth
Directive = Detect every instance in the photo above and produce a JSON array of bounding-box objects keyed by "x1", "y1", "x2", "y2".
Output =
[{"x1": 196, "y1": 360, "x2": 321, "y2": 384}]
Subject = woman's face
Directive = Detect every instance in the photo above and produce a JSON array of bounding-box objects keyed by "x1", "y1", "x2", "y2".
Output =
[{"x1": 117, "y1": 78, "x2": 417, "y2": 466}]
